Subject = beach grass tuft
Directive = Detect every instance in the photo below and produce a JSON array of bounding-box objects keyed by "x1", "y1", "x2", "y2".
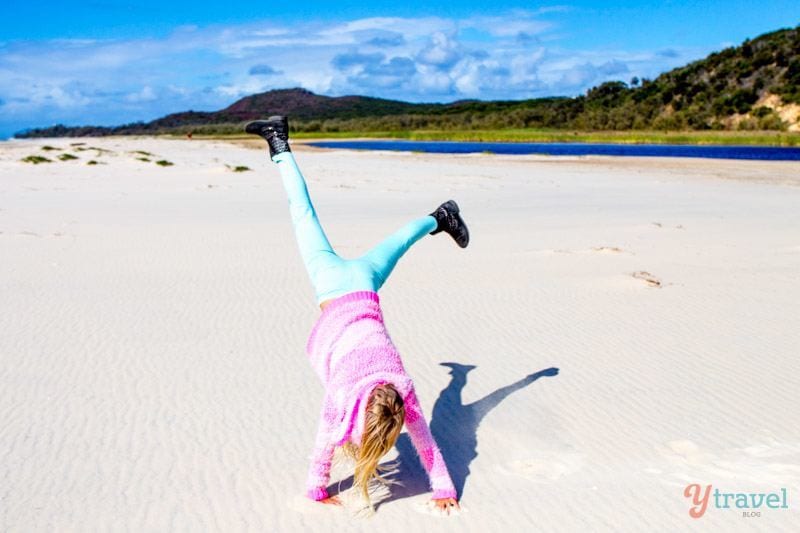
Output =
[
  {"x1": 58, "y1": 153, "x2": 79, "y2": 161},
  {"x1": 22, "y1": 155, "x2": 52, "y2": 164},
  {"x1": 76, "y1": 146, "x2": 114, "y2": 154},
  {"x1": 155, "y1": 160, "x2": 174, "y2": 167},
  {"x1": 41, "y1": 145, "x2": 61, "y2": 151},
  {"x1": 226, "y1": 164, "x2": 251, "y2": 172}
]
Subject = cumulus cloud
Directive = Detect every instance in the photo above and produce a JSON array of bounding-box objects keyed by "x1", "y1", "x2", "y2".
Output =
[
  {"x1": 331, "y1": 52, "x2": 385, "y2": 71},
  {"x1": 0, "y1": 10, "x2": 713, "y2": 136},
  {"x1": 415, "y1": 32, "x2": 463, "y2": 70},
  {"x1": 332, "y1": 54, "x2": 417, "y2": 91}
]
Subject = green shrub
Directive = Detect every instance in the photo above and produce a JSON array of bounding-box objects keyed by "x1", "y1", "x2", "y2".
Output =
[
  {"x1": 58, "y1": 153, "x2": 79, "y2": 161},
  {"x1": 752, "y1": 106, "x2": 772, "y2": 118},
  {"x1": 737, "y1": 118, "x2": 759, "y2": 130},
  {"x1": 757, "y1": 112, "x2": 787, "y2": 130},
  {"x1": 155, "y1": 160, "x2": 174, "y2": 166}
]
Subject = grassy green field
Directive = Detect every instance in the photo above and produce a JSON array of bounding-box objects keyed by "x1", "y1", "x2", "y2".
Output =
[{"x1": 182, "y1": 129, "x2": 800, "y2": 147}]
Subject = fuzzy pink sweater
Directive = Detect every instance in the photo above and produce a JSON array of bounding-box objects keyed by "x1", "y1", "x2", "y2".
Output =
[{"x1": 304, "y1": 290, "x2": 457, "y2": 501}]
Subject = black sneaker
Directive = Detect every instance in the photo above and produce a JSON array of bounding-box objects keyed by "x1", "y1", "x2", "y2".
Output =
[
  {"x1": 429, "y1": 200, "x2": 469, "y2": 248},
  {"x1": 244, "y1": 116, "x2": 291, "y2": 158}
]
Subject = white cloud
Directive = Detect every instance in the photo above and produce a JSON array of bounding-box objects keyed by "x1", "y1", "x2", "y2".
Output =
[
  {"x1": 459, "y1": 13, "x2": 552, "y2": 38},
  {"x1": 125, "y1": 86, "x2": 157, "y2": 103},
  {"x1": 416, "y1": 32, "x2": 462, "y2": 69}
]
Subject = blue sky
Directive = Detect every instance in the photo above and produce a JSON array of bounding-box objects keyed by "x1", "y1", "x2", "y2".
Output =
[{"x1": 1, "y1": 1, "x2": 799, "y2": 137}]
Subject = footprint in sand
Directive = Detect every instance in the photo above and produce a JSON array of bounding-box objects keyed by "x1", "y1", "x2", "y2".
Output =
[
  {"x1": 523, "y1": 246, "x2": 633, "y2": 255},
  {"x1": 654, "y1": 438, "x2": 800, "y2": 487},
  {"x1": 632, "y1": 271, "x2": 662, "y2": 287},
  {"x1": 651, "y1": 222, "x2": 684, "y2": 229},
  {"x1": 661, "y1": 440, "x2": 715, "y2": 465},
  {"x1": 592, "y1": 246, "x2": 633, "y2": 255},
  {"x1": 495, "y1": 450, "x2": 586, "y2": 482}
]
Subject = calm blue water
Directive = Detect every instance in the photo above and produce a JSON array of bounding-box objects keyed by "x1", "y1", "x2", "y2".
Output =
[{"x1": 308, "y1": 140, "x2": 800, "y2": 161}]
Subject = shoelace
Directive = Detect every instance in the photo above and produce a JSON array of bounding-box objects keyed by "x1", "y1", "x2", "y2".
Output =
[{"x1": 443, "y1": 209, "x2": 459, "y2": 231}]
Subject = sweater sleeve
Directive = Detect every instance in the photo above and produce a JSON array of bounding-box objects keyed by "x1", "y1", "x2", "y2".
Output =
[
  {"x1": 305, "y1": 401, "x2": 337, "y2": 501},
  {"x1": 404, "y1": 387, "x2": 458, "y2": 500}
]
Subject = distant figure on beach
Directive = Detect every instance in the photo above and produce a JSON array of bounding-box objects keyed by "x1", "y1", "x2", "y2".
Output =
[{"x1": 246, "y1": 116, "x2": 469, "y2": 514}]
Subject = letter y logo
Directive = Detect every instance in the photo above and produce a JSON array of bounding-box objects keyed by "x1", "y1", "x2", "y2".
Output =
[{"x1": 684, "y1": 484, "x2": 712, "y2": 518}]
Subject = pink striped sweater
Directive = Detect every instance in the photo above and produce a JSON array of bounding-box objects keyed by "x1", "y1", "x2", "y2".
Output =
[{"x1": 304, "y1": 290, "x2": 457, "y2": 501}]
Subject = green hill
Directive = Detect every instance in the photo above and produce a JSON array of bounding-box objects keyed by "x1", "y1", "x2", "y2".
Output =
[
  {"x1": 15, "y1": 24, "x2": 800, "y2": 138},
  {"x1": 571, "y1": 25, "x2": 800, "y2": 131}
]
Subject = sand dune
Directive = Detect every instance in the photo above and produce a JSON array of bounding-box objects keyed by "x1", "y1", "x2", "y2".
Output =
[{"x1": 1, "y1": 137, "x2": 799, "y2": 531}]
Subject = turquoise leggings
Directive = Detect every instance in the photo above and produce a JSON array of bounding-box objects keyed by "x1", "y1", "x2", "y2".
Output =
[{"x1": 273, "y1": 152, "x2": 438, "y2": 305}]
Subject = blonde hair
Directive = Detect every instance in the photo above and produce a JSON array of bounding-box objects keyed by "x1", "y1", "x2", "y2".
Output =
[{"x1": 340, "y1": 382, "x2": 405, "y2": 509}]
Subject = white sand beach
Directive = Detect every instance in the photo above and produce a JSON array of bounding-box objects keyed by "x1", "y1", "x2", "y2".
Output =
[{"x1": 1, "y1": 137, "x2": 799, "y2": 531}]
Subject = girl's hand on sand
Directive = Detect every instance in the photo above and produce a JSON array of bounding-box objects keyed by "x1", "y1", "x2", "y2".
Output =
[
  {"x1": 432, "y1": 497, "x2": 460, "y2": 515},
  {"x1": 319, "y1": 495, "x2": 342, "y2": 506}
]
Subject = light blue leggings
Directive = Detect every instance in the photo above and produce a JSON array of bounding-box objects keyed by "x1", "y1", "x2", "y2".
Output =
[{"x1": 273, "y1": 152, "x2": 438, "y2": 305}]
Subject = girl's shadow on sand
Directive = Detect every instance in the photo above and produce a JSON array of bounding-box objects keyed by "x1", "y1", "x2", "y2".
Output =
[{"x1": 329, "y1": 363, "x2": 559, "y2": 507}]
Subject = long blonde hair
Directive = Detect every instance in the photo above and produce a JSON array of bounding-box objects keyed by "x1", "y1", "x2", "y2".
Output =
[{"x1": 341, "y1": 382, "x2": 405, "y2": 508}]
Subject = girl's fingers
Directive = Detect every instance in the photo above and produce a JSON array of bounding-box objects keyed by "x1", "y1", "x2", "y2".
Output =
[{"x1": 434, "y1": 499, "x2": 459, "y2": 514}]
